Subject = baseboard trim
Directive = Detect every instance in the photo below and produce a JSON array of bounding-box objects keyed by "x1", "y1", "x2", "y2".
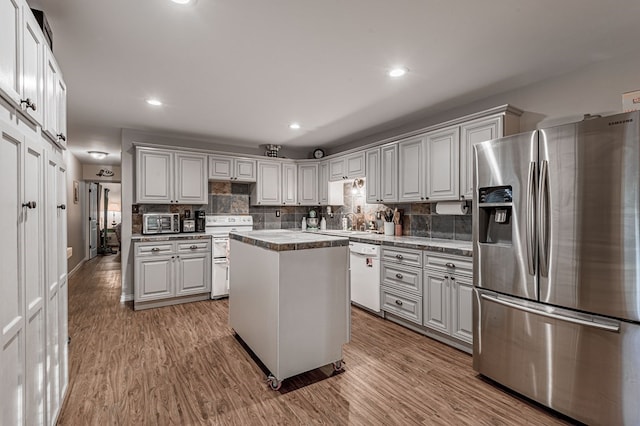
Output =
[
  {"x1": 120, "y1": 293, "x2": 134, "y2": 303},
  {"x1": 68, "y1": 257, "x2": 88, "y2": 278}
]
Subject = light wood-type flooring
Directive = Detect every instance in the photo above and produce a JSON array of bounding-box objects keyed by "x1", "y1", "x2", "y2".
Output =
[{"x1": 57, "y1": 254, "x2": 577, "y2": 425}]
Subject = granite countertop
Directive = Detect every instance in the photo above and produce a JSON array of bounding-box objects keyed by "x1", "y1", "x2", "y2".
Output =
[
  {"x1": 229, "y1": 229, "x2": 349, "y2": 252},
  {"x1": 314, "y1": 230, "x2": 472, "y2": 257},
  {"x1": 131, "y1": 233, "x2": 212, "y2": 242}
]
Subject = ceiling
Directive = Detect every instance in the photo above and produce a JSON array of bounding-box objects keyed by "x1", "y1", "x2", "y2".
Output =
[{"x1": 28, "y1": 0, "x2": 640, "y2": 164}]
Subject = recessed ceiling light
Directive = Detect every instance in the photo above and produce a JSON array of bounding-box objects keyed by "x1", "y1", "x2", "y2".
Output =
[
  {"x1": 289, "y1": 123, "x2": 301, "y2": 130},
  {"x1": 171, "y1": 0, "x2": 191, "y2": 4},
  {"x1": 146, "y1": 98, "x2": 162, "y2": 106},
  {"x1": 388, "y1": 67, "x2": 408, "y2": 78},
  {"x1": 88, "y1": 151, "x2": 108, "y2": 160}
]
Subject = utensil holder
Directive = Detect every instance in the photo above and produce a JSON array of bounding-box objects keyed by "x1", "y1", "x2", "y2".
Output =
[
  {"x1": 384, "y1": 222, "x2": 394, "y2": 236},
  {"x1": 395, "y1": 224, "x2": 402, "y2": 236}
]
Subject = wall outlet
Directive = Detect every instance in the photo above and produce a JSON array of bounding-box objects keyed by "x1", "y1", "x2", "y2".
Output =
[
  {"x1": 275, "y1": 210, "x2": 280, "y2": 217},
  {"x1": 356, "y1": 205, "x2": 361, "y2": 214}
]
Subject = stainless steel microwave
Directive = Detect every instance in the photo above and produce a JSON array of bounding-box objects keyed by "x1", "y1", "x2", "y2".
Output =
[{"x1": 142, "y1": 213, "x2": 180, "y2": 234}]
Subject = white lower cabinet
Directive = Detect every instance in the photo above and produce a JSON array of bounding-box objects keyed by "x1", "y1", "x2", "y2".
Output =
[
  {"x1": 0, "y1": 117, "x2": 68, "y2": 426},
  {"x1": 134, "y1": 239, "x2": 211, "y2": 310},
  {"x1": 381, "y1": 247, "x2": 423, "y2": 325},
  {"x1": 422, "y1": 253, "x2": 473, "y2": 345}
]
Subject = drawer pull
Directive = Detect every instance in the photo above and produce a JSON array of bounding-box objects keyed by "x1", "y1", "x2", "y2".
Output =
[
  {"x1": 395, "y1": 299, "x2": 403, "y2": 306},
  {"x1": 395, "y1": 254, "x2": 404, "y2": 260},
  {"x1": 395, "y1": 273, "x2": 403, "y2": 279},
  {"x1": 151, "y1": 247, "x2": 160, "y2": 252},
  {"x1": 445, "y1": 262, "x2": 455, "y2": 268},
  {"x1": 189, "y1": 245, "x2": 198, "y2": 249}
]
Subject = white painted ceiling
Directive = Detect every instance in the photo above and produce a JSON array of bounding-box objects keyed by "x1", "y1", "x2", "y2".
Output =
[{"x1": 28, "y1": 0, "x2": 640, "y2": 164}]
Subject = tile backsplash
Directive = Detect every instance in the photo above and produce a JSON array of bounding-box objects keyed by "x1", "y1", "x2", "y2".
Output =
[{"x1": 132, "y1": 181, "x2": 471, "y2": 241}]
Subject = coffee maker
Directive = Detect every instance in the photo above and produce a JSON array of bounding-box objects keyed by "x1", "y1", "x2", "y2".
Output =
[{"x1": 195, "y1": 210, "x2": 206, "y2": 232}]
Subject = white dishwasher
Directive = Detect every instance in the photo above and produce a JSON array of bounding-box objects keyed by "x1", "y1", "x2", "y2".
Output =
[{"x1": 349, "y1": 242, "x2": 381, "y2": 314}]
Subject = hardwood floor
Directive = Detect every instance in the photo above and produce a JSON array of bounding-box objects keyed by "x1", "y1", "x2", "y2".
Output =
[{"x1": 58, "y1": 254, "x2": 576, "y2": 425}]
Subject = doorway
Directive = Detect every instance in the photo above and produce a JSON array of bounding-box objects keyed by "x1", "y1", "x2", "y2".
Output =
[{"x1": 87, "y1": 182, "x2": 121, "y2": 259}]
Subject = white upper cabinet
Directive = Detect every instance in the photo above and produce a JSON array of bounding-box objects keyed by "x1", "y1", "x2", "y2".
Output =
[
  {"x1": 282, "y1": 162, "x2": 297, "y2": 205},
  {"x1": 459, "y1": 115, "x2": 502, "y2": 200},
  {"x1": 366, "y1": 144, "x2": 397, "y2": 204},
  {"x1": 251, "y1": 160, "x2": 282, "y2": 205},
  {"x1": 425, "y1": 126, "x2": 460, "y2": 201},
  {"x1": 0, "y1": 0, "x2": 22, "y2": 105},
  {"x1": 20, "y1": 7, "x2": 44, "y2": 126},
  {"x1": 208, "y1": 155, "x2": 256, "y2": 182},
  {"x1": 329, "y1": 152, "x2": 365, "y2": 181},
  {"x1": 136, "y1": 148, "x2": 207, "y2": 204},
  {"x1": 43, "y1": 50, "x2": 67, "y2": 148},
  {"x1": 398, "y1": 136, "x2": 427, "y2": 202},
  {"x1": 175, "y1": 153, "x2": 208, "y2": 204},
  {"x1": 297, "y1": 163, "x2": 318, "y2": 205},
  {"x1": 318, "y1": 161, "x2": 329, "y2": 205},
  {"x1": 365, "y1": 148, "x2": 380, "y2": 203}
]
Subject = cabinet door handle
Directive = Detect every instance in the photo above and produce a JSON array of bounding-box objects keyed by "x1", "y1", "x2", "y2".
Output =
[
  {"x1": 395, "y1": 299, "x2": 403, "y2": 306},
  {"x1": 151, "y1": 247, "x2": 160, "y2": 252},
  {"x1": 57, "y1": 133, "x2": 67, "y2": 142},
  {"x1": 57, "y1": 204, "x2": 66, "y2": 210},
  {"x1": 22, "y1": 201, "x2": 36, "y2": 209},
  {"x1": 395, "y1": 254, "x2": 403, "y2": 260},
  {"x1": 189, "y1": 245, "x2": 198, "y2": 249},
  {"x1": 445, "y1": 262, "x2": 455, "y2": 268},
  {"x1": 444, "y1": 275, "x2": 449, "y2": 279},
  {"x1": 395, "y1": 273, "x2": 403, "y2": 279},
  {"x1": 21, "y1": 98, "x2": 36, "y2": 111},
  {"x1": 450, "y1": 277, "x2": 455, "y2": 281}
]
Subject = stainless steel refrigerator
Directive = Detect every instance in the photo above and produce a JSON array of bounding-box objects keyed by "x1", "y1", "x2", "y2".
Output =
[{"x1": 472, "y1": 111, "x2": 640, "y2": 426}]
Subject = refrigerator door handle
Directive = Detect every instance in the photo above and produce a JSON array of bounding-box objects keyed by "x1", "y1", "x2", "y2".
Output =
[
  {"x1": 538, "y1": 160, "x2": 550, "y2": 277},
  {"x1": 526, "y1": 161, "x2": 536, "y2": 275},
  {"x1": 480, "y1": 293, "x2": 620, "y2": 332}
]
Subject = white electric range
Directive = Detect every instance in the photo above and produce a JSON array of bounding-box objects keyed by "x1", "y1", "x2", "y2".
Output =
[{"x1": 205, "y1": 215, "x2": 254, "y2": 299}]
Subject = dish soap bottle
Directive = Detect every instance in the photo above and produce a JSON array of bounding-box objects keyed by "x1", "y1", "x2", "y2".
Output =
[
  {"x1": 301, "y1": 217, "x2": 307, "y2": 230},
  {"x1": 320, "y1": 217, "x2": 326, "y2": 230}
]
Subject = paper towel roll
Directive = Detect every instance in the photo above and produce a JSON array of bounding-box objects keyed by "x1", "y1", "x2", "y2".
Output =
[{"x1": 435, "y1": 201, "x2": 468, "y2": 215}]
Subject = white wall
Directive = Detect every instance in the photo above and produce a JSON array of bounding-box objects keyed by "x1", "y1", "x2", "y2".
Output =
[
  {"x1": 66, "y1": 152, "x2": 86, "y2": 272},
  {"x1": 120, "y1": 49, "x2": 640, "y2": 300}
]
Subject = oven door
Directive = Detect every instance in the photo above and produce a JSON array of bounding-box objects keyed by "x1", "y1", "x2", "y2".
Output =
[{"x1": 213, "y1": 238, "x2": 229, "y2": 258}]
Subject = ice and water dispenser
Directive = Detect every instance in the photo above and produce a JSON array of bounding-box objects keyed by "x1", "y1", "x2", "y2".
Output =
[{"x1": 477, "y1": 186, "x2": 513, "y2": 245}]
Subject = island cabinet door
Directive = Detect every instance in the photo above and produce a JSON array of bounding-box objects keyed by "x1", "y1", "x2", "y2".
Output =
[
  {"x1": 135, "y1": 256, "x2": 174, "y2": 302},
  {"x1": 175, "y1": 253, "x2": 211, "y2": 296}
]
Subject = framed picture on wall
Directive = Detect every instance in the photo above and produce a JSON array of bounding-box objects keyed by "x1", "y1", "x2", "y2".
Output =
[{"x1": 73, "y1": 180, "x2": 79, "y2": 204}]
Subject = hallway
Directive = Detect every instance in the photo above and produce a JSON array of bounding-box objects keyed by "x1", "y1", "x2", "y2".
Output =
[{"x1": 57, "y1": 255, "x2": 573, "y2": 425}]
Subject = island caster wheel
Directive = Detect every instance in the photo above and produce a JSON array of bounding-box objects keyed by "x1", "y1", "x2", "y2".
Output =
[
  {"x1": 267, "y1": 375, "x2": 282, "y2": 391},
  {"x1": 332, "y1": 360, "x2": 345, "y2": 372}
]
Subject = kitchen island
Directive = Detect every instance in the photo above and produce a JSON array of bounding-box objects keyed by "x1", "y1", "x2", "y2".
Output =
[{"x1": 228, "y1": 230, "x2": 350, "y2": 390}]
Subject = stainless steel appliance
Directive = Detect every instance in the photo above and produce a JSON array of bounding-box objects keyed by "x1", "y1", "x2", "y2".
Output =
[
  {"x1": 205, "y1": 215, "x2": 253, "y2": 299},
  {"x1": 472, "y1": 111, "x2": 640, "y2": 426},
  {"x1": 142, "y1": 213, "x2": 180, "y2": 234},
  {"x1": 349, "y1": 242, "x2": 382, "y2": 314}
]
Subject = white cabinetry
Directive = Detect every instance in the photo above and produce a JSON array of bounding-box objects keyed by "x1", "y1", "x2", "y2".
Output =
[
  {"x1": 318, "y1": 161, "x2": 329, "y2": 205},
  {"x1": 366, "y1": 144, "x2": 397, "y2": 203},
  {"x1": 251, "y1": 160, "x2": 282, "y2": 205},
  {"x1": 20, "y1": 6, "x2": 45, "y2": 126},
  {"x1": 282, "y1": 162, "x2": 297, "y2": 205},
  {"x1": 0, "y1": 117, "x2": 68, "y2": 426},
  {"x1": 136, "y1": 147, "x2": 207, "y2": 204},
  {"x1": 297, "y1": 163, "x2": 318, "y2": 205},
  {"x1": 0, "y1": 0, "x2": 22, "y2": 106},
  {"x1": 425, "y1": 126, "x2": 460, "y2": 201},
  {"x1": 398, "y1": 136, "x2": 427, "y2": 202},
  {"x1": 208, "y1": 155, "x2": 256, "y2": 182},
  {"x1": 134, "y1": 239, "x2": 211, "y2": 310},
  {"x1": 329, "y1": 152, "x2": 365, "y2": 181},
  {"x1": 43, "y1": 50, "x2": 66, "y2": 148},
  {"x1": 422, "y1": 253, "x2": 473, "y2": 345},
  {"x1": 459, "y1": 115, "x2": 506, "y2": 200}
]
